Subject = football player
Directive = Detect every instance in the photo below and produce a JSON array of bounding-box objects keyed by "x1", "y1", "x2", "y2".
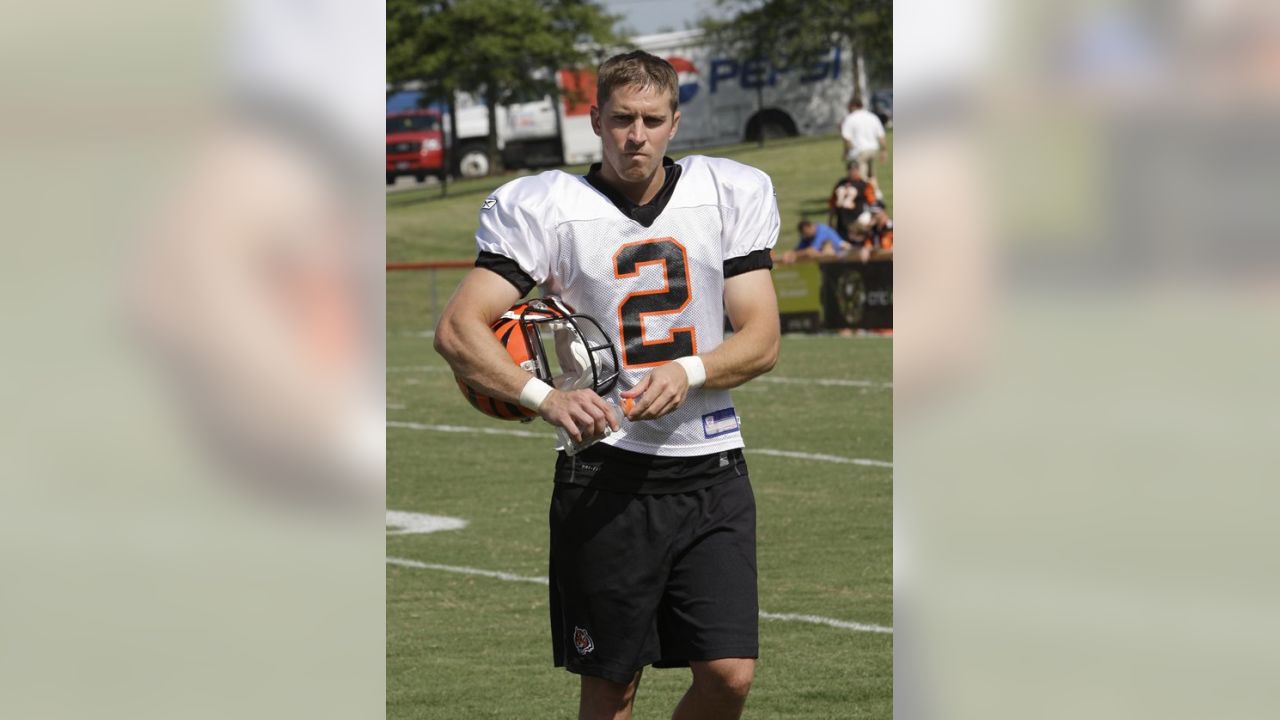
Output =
[{"x1": 434, "y1": 50, "x2": 781, "y2": 720}]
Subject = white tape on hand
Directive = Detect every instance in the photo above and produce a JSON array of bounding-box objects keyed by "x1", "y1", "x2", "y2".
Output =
[
  {"x1": 519, "y1": 377, "x2": 553, "y2": 411},
  {"x1": 674, "y1": 356, "x2": 706, "y2": 389}
]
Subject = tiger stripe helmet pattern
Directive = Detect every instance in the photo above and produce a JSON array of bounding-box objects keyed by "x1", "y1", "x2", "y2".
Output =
[{"x1": 454, "y1": 297, "x2": 618, "y2": 422}]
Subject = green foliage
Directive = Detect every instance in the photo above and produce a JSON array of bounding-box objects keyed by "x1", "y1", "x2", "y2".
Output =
[
  {"x1": 388, "y1": 0, "x2": 621, "y2": 105},
  {"x1": 388, "y1": 1, "x2": 622, "y2": 170}
]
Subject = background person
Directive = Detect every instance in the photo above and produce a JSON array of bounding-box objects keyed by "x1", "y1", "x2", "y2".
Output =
[
  {"x1": 840, "y1": 97, "x2": 888, "y2": 177},
  {"x1": 780, "y1": 219, "x2": 848, "y2": 263},
  {"x1": 828, "y1": 162, "x2": 879, "y2": 240}
]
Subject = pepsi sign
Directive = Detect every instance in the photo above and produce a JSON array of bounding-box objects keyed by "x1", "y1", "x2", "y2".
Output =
[{"x1": 678, "y1": 47, "x2": 842, "y2": 96}]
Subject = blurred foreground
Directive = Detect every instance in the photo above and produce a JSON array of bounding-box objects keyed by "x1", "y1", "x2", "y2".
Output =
[
  {"x1": 0, "y1": 1, "x2": 384, "y2": 717},
  {"x1": 896, "y1": 0, "x2": 1280, "y2": 718}
]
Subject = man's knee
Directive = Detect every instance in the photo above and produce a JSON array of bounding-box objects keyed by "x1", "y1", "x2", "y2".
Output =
[
  {"x1": 580, "y1": 672, "x2": 642, "y2": 719},
  {"x1": 693, "y1": 658, "x2": 755, "y2": 701}
]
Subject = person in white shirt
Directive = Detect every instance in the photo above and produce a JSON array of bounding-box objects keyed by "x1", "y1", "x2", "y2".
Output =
[
  {"x1": 434, "y1": 50, "x2": 781, "y2": 720},
  {"x1": 840, "y1": 97, "x2": 888, "y2": 178}
]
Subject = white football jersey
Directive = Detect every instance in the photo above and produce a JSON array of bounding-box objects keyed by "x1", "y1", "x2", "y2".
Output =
[{"x1": 475, "y1": 155, "x2": 779, "y2": 457}]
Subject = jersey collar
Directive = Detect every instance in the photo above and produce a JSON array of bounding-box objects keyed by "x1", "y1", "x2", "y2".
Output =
[{"x1": 584, "y1": 156, "x2": 682, "y2": 228}]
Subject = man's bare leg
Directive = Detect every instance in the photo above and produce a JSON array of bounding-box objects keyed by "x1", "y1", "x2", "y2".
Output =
[
  {"x1": 580, "y1": 670, "x2": 643, "y2": 720},
  {"x1": 671, "y1": 658, "x2": 755, "y2": 720}
]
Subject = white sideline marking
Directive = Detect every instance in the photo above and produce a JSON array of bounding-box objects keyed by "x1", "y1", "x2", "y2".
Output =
[
  {"x1": 386, "y1": 511, "x2": 468, "y2": 535},
  {"x1": 388, "y1": 556, "x2": 549, "y2": 584},
  {"x1": 384, "y1": 366, "x2": 890, "y2": 390},
  {"x1": 760, "y1": 611, "x2": 893, "y2": 634},
  {"x1": 747, "y1": 449, "x2": 893, "y2": 468},
  {"x1": 757, "y1": 376, "x2": 892, "y2": 390},
  {"x1": 387, "y1": 420, "x2": 548, "y2": 438},
  {"x1": 387, "y1": 422, "x2": 891, "y2": 468},
  {"x1": 387, "y1": 557, "x2": 891, "y2": 634}
]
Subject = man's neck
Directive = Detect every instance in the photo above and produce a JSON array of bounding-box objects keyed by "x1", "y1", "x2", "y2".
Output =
[{"x1": 602, "y1": 164, "x2": 666, "y2": 206}]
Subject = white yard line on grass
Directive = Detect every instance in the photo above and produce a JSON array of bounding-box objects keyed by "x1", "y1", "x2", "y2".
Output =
[
  {"x1": 387, "y1": 422, "x2": 892, "y2": 468},
  {"x1": 386, "y1": 510, "x2": 468, "y2": 535},
  {"x1": 385, "y1": 366, "x2": 889, "y2": 390},
  {"x1": 387, "y1": 420, "x2": 548, "y2": 438},
  {"x1": 387, "y1": 365, "x2": 446, "y2": 373},
  {"x1": 756, "y1": 376, "x2": 892, "y2": 390},
  {"x1": 388, "y1": 556, "x2": 548, "y2": 584},
  {"x1": 748, "y1": 448, "x2": 893, "y2": 468},
  {"x1": 759, "y1": 611, "x2": 893, "y2": 634},
  {"x1": 387, "y1": 556, "x2": 892, "y2": 634}
]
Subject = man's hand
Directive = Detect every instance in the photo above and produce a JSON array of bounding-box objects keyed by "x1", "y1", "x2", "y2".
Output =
[
  {"x1": 621, "y1": 362, "x2": 691, "y2": 421},
  {"x1": 538, "y1": 388, "x2": 620, "y2": 443}
]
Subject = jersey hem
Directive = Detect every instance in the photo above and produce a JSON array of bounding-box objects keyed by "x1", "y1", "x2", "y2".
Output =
[{"x1": 602, "y1": 435, "x2": 745, "y2": 457}]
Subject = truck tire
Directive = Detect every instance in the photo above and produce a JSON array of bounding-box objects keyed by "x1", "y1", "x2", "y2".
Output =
[
  {"x1": 457, "y1": 144, "x2": 491, "y2": 179},
  {"x1": 745, "y1": 110, "x2": 797, "y2": 142}
]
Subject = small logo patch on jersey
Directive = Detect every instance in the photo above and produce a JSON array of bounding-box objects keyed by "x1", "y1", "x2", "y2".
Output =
[
  {"x1": 481, "y1": 197, "x2": 497, "y2": 210},
  {"x1": 573, "y1": 626, "x2": 595, "y2": 655},
  {"x1": 703, "y1": 408, "x2": 740, "y2": 438}
]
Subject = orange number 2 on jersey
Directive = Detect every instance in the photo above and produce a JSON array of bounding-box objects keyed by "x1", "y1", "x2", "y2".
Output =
[{"x1": 613, "y1": 237, "x2": 698, "y2": 368}]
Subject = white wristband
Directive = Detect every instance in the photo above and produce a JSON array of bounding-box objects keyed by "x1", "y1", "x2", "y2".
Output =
[
  {"x1": 519, "y1": 377, "x2": 553, "y2": 411},
  {"x1": 674, "y1": 356, "x2": 706, "y2": 389}
]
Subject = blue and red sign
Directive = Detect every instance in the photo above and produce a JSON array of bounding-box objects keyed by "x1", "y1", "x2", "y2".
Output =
[{"x1": 667, "y1": 56, "x2": 701, "y2": 104}]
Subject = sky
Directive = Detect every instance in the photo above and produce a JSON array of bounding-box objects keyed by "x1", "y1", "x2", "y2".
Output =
[{"x1": 599, "y1": 0, "x2": 724, "y2": 37}]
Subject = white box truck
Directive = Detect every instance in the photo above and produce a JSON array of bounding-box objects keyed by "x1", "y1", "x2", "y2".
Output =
[{"x1": 433, "y1": 28, "x2": 857, "y2": 176}]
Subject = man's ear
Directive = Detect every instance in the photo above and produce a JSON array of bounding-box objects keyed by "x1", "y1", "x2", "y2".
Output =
[
  {"x1": 590, "y1": 106, "x2": 601, "y2": 137},
  {"x1": 670, "y1": 110, "x2": 681, "y2": 140}
]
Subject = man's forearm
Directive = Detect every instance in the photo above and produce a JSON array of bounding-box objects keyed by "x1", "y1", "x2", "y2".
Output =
[
  {"x1": 434, "y1": 313, "x2": 535, "y2": 406},
  {"x1": 696, "y1": 317, "x2": 780, "y2": 390}
]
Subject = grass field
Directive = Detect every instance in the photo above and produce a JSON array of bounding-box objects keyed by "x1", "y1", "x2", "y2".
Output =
[{"x1": 387, "y1": 132, "x2": 893, "y2": 718}]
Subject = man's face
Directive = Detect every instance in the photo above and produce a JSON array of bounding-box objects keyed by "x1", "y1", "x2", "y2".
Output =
[
  {"x1": 848, "y1": 166, "x2": 863, "y2": 182},
  {"x1": 801, "y1": 224, "x2": 816, "y2": 239},
  {"x1": 591, "y1": 83, "x2": 680, "y2": 186}
]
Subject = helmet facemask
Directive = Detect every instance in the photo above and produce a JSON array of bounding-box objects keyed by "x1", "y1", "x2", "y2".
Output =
[{"x1": 519, "y1": 298, "x2": 619, "y2": 397}]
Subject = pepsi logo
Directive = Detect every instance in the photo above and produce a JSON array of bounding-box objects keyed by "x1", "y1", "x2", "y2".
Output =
[{"x1": 668, "y1": 56, "x2": 700, "y2": 104}]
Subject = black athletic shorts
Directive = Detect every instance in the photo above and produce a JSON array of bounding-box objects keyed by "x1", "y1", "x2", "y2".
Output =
[{"x1": 548, "y1": 471, "x2": 759, "y2": 684}]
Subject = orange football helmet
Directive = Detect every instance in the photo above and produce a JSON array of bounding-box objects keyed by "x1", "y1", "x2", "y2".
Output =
[{"x1": 455, "y1": 297, "x2": 618, "y2": 421}]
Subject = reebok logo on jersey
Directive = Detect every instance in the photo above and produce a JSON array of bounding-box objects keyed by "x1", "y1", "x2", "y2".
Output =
[
  {"x1": 573, "y1": 626, "x2": 595, "y2": 655},
  {"x1": 702, "y1": 408, "x2": 740, "y2": 438},
  {"x1": 481, "y1": 197, "x2": 497, "y2": 210}
]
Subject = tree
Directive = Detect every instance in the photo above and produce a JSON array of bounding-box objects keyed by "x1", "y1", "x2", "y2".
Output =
[{"x1": 388, "y1": 0, "x2": 621, "y2": 178}]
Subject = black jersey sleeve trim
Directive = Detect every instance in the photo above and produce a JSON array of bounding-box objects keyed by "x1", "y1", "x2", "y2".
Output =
[
  {"x1": 476, "y1": 251, "x2": 535, "y2": 296},
  {"x1": 723, "y1": 248, "x2": 773, "y2": 278}
]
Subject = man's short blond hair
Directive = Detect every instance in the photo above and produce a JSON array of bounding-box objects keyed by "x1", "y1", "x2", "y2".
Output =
[{"x1": 596, "y1": 50, "x2": 679, "y2": 113}]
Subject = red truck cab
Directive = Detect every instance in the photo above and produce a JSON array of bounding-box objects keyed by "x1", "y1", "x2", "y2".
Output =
[{"x1": 387, "y1": 110, "x2": 446, "y2": 184}]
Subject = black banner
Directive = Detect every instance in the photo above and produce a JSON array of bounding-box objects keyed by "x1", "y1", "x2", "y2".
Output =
[{"x1": 819, "y1": 260, "x2": 893, "y2": 330}]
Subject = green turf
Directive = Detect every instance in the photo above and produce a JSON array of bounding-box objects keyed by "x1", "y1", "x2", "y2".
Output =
[
  {"x1": 387, "y1": 335, "x2": 892, "y2": 719},
  {"x1": 387, "y1": 131, "x2": 893, "y2": 719}
]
